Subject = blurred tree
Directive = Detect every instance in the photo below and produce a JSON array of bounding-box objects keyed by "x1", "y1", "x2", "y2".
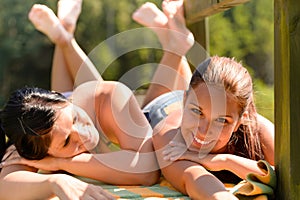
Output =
[
  {"x1": 0, "y1": 0, "x2": 163, "y2": 106},
  {"x1": 208, "y1": 0, "x2": 274, "y2": 121},
  {"x1": 0, "y1": 0, "x2": 274, "y2": 121},
  {"x1": 209, "y1": 0, "x2": 274, "y2": 85}
]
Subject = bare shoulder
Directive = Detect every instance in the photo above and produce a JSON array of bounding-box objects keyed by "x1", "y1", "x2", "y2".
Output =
[
  {"x1": 257, "y1": 114, "x2": 274, "y2": 165},
  {"x1": 152, "y1": 110, "x2": 182, "y2": 149},
  {"x1": 257, "y1": 114, "x2": 274, "y2": 139}
]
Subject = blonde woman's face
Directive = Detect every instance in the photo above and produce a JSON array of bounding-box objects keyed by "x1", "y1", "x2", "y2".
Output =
[
  {"x1": 47, "y1": 103, "x2": 99, "y2": 158},
  {"x1": 181, "y1": 83, "x2": 241, "y2": 155}
]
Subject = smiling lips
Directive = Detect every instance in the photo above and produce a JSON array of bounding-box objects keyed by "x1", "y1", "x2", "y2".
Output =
[{"x1": 193, "y1": 135, "x2": 213, "y2": 145}]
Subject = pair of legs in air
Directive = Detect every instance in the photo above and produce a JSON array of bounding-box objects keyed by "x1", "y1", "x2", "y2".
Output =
[{"x1": 28, "y1": 0, "x2": 194, "y2": 109}]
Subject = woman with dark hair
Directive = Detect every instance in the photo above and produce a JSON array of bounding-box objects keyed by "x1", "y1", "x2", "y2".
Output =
[
  {"x1": 0, "y1": 2, "x2": 159, "y2": 200},
  {"x1": 0, "y1": 82, "x2": 160, "y2": 200}
]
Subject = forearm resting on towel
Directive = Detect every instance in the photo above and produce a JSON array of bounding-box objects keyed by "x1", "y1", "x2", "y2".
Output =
[{"x1": 58, "y1": 150, "x2": 160, "y2": 185}]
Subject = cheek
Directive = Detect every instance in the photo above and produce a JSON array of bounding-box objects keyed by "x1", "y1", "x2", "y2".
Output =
[
  {"x1": 181, "y1": 112, "x2": 198, "y2": 129},
  {"x1": 217, "y1": 127, "x2": 235, "y2": 144},
  {"x1": 48, "y1": 148, "x2": 72, "y2": 158}
]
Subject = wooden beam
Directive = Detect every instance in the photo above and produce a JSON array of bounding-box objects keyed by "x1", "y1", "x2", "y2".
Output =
[
  {"x1": 188, "y1": 18, "x2": 209, "y2": 50},
  {"x1": 184, "y1": 0, "x2": 250, "y2": 24},
  {"x1": 274, "y1": 0, "x2": 300, "y2": 198}
]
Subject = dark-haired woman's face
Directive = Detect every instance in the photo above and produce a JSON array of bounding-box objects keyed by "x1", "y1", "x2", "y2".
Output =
[
  {"x1": 181, "y1": 83, "x2": 241, "y2": 155},
  {"x1": 47, "y1": 103, "x2": 99, "y2": 158}
]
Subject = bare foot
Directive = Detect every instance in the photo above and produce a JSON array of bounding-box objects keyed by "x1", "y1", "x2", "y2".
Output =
[
  {"x1": 162, "y1": 0, "x2": 185, "y2": 19},
  {"x1": 132, "y1": 0, "x2": 194, "y2": 56},
  {"x1": 132, "y1": 2, "x2": 168, "y2": 28},
  {"x1": 28, "y1": 4, "x2": 71, "y2": 45},
  {"x1": 57, "y1": 0, "x2": 82, "y2": 34},
  {"x1": 162, "y1": 0, "x2": 194, "y2": 55},
  {"x1": 162, "y1": 0, "x2": 195, "y2": 56}
]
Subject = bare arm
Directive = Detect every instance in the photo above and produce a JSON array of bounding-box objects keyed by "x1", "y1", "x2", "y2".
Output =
[
  {"x1": 2, "y1": 149, "x2": 159, "y2": 186},
  {"x1": 174, "y1": 151, "x2": 266, "y2": 180},
  {"x1": 0, "y1": 150, "x2": 114, "y2": 200},
  {"x1": 162, "y1": 113, "x2": 274, "y2": 180},
  {"x1": 0, "y1": 165, "x2": 54, "y2": 200},
  {"x1": 0, "y1": 166, "x2": 114, "y2": 200},
  {"x1": 58, "y1": 149, "x2": 159, "y2": 186},
  {"x1": 152, "y1": 115, "x2": 237, "y2": 200}
]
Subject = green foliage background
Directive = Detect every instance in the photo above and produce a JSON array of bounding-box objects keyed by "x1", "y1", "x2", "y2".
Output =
[{"x1": 0, "y1": 0, "x2": 274, "y2": 121}]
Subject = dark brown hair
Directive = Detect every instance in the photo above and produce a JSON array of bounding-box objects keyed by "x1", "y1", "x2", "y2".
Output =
[{"x1": 0, "y1": 87, "x2": 68, "y2": 160}]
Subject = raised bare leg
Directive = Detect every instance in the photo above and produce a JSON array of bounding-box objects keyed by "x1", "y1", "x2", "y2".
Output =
[
  {"x1": 57, "y1": 0, "x2": 82, "y2": 34},
  {"x1": 132, "y1": 0, "x2": 194, "y2": 107},
  {"x1": 29, "y1": 4, "x2": 101, "y2": 93},
  {"x1": 51, "y1": 0, "x2": 83, "y2": 92},
  {"x1": 57, "y1": 0, "x2": 102, "y2": 89}
]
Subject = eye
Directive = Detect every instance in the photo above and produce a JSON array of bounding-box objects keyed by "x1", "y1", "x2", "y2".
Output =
[
  {"x1": 63, "y1": 136, "x2": 70, "y2": 147},
  {"x1": 216, "y1": 118, "x2": 228, "y2": 124},
  {"x1": 191, "y1": 108, "x2": 202, "y2": 115},
  {"x1": 73, "y1": 115, "x2": 78, "y2": 124}
]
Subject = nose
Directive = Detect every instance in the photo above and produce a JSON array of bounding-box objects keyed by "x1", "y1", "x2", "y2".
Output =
[
  {"x1": 197, "y1": 118, "x2": 210, "y2": 136},
  {"x1": 72, "y1": 125, "x2": 87, "y2": 144}
]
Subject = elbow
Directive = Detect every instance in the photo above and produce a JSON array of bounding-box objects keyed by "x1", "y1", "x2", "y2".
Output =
[
  {"x1": 137, "y1": 170, "x2": 161, "y2": 186},
  {"x1": 182, "y1": 166, "x2": 238, "y2": 200}
]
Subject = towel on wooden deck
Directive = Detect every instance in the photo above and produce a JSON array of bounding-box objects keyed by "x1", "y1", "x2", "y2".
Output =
[
  {"x1": 61, "y1": 160, "x2": 276, "y2": 200},
  {"x1": 77, "y1": 177, "x2": 190, "y2": 200},
  {"x1": 230, "y1": 160, "x2": 276, "y2": 200}
]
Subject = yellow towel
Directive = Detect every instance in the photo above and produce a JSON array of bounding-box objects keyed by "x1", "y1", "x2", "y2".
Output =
[{"x1": 230, "y1": 160, "x2": 276, "y2": 200}]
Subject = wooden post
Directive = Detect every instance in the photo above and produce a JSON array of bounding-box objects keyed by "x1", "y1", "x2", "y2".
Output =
[
  {"x1": 187, "y1": 19, "x2": 209, "y2": 53},
  {"x1": 184, "y1": 0, "x2": 251, "y2": 64},
  {"x1": 274, "y1": 0, "x2": 300, "y2": 198}
]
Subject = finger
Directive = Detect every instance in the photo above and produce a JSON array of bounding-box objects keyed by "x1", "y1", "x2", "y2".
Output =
[
  {"x1": 169, "y1": 141, "x2": 186, "y2": 147},
  {"x1": 169, "y1": 151, "x2": 182, "y2": 160},
  {"x1": 162, "y1": 146, "x2": 173, "y2": 155},
  {"x1": 98, "y1": 189, "x2": 115, "y2": 200},
  {"x1": 163, "y1": 149, "x2": 174, "y2": 160},
  {"x1": 95, "y1": 193, "x2": 116, "y2": 200},
  {"x1": 90, "y1": 186, "x2": 116, "y2": 200}
]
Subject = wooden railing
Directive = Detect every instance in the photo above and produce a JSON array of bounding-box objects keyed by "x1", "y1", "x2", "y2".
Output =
[{"x1": 184, "y1": 0, "x2": 250, "y2": 24}]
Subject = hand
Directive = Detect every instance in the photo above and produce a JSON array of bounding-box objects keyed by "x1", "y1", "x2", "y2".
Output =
[
  {"x1": 162, "y1": 141, "x2": 187, "y2": 161},
  {"x1": 50, "y1": 174, "x2": 115, "y2": 200},
  {"x1": 162, "y1": 141, "x2": 228, "y2": 171},
  {"x1": 2, "y1": 155, "x2": 62, "y2": 172}
]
